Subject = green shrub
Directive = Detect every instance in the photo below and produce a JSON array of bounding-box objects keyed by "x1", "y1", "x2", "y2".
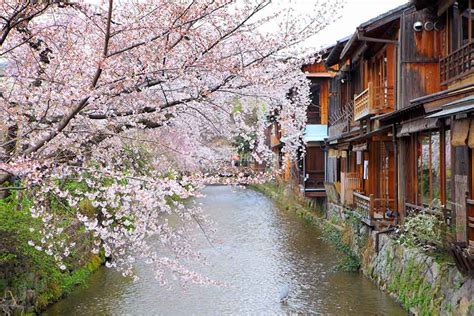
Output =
[
  {"x1": 397, "y1": 212, "x2": 448, "y2": 250},
  {"x1": 0, "y1": 188, "x2": 102, "y2": 313}
]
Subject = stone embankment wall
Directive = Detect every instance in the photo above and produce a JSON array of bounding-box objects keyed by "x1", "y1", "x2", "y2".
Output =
[
  {"x1": 252, "y1": 183, "x2": 473, "y2": 315},
  {"x1": 328, "y1": 201, "x2": 473, "y2": 316}
]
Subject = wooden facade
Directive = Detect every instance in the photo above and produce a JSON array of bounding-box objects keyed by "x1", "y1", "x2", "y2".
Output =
[
  {"x1": 320, "y1": 1, "x2": 474, "y2": 274},
  {"x1": 265, "y1": 0, "x2": 474, "y2": 275},
  {"x1": 297, "y1": 61, "x2": 333, "y2": 197},
  {"x1": 324, "y1": 4, "x2": 405, "y2": 230}
]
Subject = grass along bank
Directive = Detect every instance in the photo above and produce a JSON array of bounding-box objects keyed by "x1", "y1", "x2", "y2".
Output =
[{"x1": 0, "y1": 188, "x2": 104, "y2": 315}]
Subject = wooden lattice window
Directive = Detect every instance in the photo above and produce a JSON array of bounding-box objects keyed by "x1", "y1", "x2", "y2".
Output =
[{"x1": 410, "y1": 129, "x2": 452, "y2": 210}]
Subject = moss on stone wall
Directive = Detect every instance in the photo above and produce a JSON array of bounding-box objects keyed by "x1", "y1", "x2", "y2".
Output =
[
  {"x1": 387, "y1": 257, "x2": 435, "y2": 314},
  {"x1": 367, "y1": 234, "x2": 472, "y2": 316},
  {"x1": 35, "y1": 253, "x2": 104, "y2": 311}
]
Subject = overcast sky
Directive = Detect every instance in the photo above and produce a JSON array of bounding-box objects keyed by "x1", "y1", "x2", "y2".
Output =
[
  {"x1": 299, "y1": 0, "x2": 408, "y2": 50},
  {"x1": 81, "y1": 0, "x2": 409, "y2": 54}
]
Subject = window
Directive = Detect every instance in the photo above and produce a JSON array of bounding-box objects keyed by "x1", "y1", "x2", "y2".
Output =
[
  {"x1": 309, "y1": 81, "x2": 321, "y2": 107},
  {"x1": 460, "y1": 0, "x2": 474, "y2": 46},
  {"x1": 417, "y1": 132, "x2": 441, "y2": 206},
  {"x1": 411, "y1": 129, "x2": 453, "y2": 209},
  {"x1": 308, "y1": 80, "x2": 321, "y2": 124}
]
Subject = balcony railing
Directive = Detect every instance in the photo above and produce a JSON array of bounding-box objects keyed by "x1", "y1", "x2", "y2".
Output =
[
  {"x1": 353, "y1": 82, "x2": 394, "y2": 121},
  {"x1": 354, "y1": 192, "x2": 373, "y2": 225},
  {"x1": 354, "y1": 85, "x2": 371, "y2": 121},
  {"x1": 354, "y1": 191, "x2": 396, "y2": 228},
  {"x1": 329, "y1": 101, "x2": 353, "y2": 138},
  {"x1": 305, "y1": 171, "x2": 325, "y2": 190},
  {"x1": 440, "y1": 42, "x2": 474, "y2": 85},
  {"x1": 340, "y1": 172, "x2": 360, "y2": 206}
]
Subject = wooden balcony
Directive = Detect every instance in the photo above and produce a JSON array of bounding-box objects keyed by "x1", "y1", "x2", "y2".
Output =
[
  {"x1": 354, "y1": 86, "x2": 371, "y2": 121},
  {"x1": 340, "y1": 172, "x2": 360, "y2": 206},
  {"x1": 353, "y1": 191, "x2": 396, "y2": 228},
  {"x1": 353, "y1": 82, "x2": 394, "y2": 121},
  {"x1": 354, "y1": 192, "x2": 374, "y2": 226},
  {"x1": 440, "y1": 42, "x2": 474, "y2": 85},
  {"x1": 329, "y1": 101, "x2": 353, "y2": 138}
]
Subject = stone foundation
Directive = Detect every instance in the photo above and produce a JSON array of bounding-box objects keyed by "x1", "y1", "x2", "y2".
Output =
[
  {"x1": 328, "y1": 202, "x2": 474, "y2": 316},
  {"x1": 326, "y1": 200, "x2": 344, "y2": 220}
]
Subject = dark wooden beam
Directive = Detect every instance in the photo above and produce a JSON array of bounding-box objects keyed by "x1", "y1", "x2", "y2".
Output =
[{"x1": 411, "y1": 0, "x2": 436, "y2": 10}]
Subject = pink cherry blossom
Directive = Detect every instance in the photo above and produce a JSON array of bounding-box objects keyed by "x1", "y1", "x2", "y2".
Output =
[{"x1": 1, "y1": 0, "x2": 342, "y2": 284}]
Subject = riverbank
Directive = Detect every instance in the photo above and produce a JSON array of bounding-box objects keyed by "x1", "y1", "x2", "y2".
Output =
[
  {"x1": 0, "y1": 191, "x2": 104, "y2": 315},
  {"x1": 250, "y1": 182, "x2": 474, "y2": 315}
]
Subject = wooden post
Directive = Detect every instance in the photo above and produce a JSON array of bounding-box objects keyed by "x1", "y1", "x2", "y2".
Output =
[
  {"x1": 369, "y1": 193, "x2": 375, "y2": 220},
  {"x1": 440, "y1": 125, "x2": 446, "y2": 206},
  {"x1": 455, "y1": 175, "x2": 468, "y2": 242},
  {"x1": 368, "y1": 81, "x2": 373, "y2": 112},
  {"x1": 354, "y1": 94, "x2": 357, "y2": 120}
]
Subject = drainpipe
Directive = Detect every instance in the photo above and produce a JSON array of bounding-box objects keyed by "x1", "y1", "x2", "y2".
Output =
[
  {"x1": 392, "y1": 123, "x2": 398, "y2": 225},
  {"x1": 375, "y1": 227, "x2": 396, "y2": 253}
]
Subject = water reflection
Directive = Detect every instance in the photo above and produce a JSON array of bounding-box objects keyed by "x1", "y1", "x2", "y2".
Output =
[{"x1": 44, "y1": 186, "x2": 405, "y2": 315}]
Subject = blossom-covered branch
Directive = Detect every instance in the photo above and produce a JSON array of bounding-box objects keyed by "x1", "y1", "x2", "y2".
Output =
[{"x1": 0, "y1": 0, "x2": 343, "y2": 283}]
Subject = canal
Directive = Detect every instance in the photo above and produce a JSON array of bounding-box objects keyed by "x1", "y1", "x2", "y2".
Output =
[{"x1": 44, "y1": 185, "x2": 405, "y2": 315}]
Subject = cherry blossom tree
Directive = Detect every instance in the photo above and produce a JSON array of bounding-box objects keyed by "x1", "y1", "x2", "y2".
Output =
[{"x1": 0, "y1": 0, "x2": 342, "y2": 283}]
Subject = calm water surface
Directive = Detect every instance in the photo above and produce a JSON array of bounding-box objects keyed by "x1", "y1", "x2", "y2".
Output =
[{"x1": 44, "y1": 186, "x2": 405, "y2": 315}]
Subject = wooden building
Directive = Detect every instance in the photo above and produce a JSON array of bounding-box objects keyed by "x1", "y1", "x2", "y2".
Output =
[
  {"x1": 294, "y1": 58, "x2": 333, "y2": 198},
  {"x1": 325, "y1": 4, "x2": 408, "y2": 228},
  {"x1": 322, "y1": 0, "x2": 474, "y2": 274},
  {"x1": 264, "y1": 0, "x2": 474, "y2": 275},
  {"x1": 400, "y1": 0, "x2": 473, "y2": 274}
]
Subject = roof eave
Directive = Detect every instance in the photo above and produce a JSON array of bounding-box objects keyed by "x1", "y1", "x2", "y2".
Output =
[
  {"x1": 339, "y1": 31, "x2": 359, "y2": 62},
  {"x1": 324, "y1": 36, "x2": 351, "y2": 68},
  {"x1": 339, "y1": 3, "x2": 410, "y2": 61}
]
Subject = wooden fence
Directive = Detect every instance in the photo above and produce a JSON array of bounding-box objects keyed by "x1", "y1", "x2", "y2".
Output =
[{"x1": 341, "y1": 172, "x2": 360, "y2": 206}]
